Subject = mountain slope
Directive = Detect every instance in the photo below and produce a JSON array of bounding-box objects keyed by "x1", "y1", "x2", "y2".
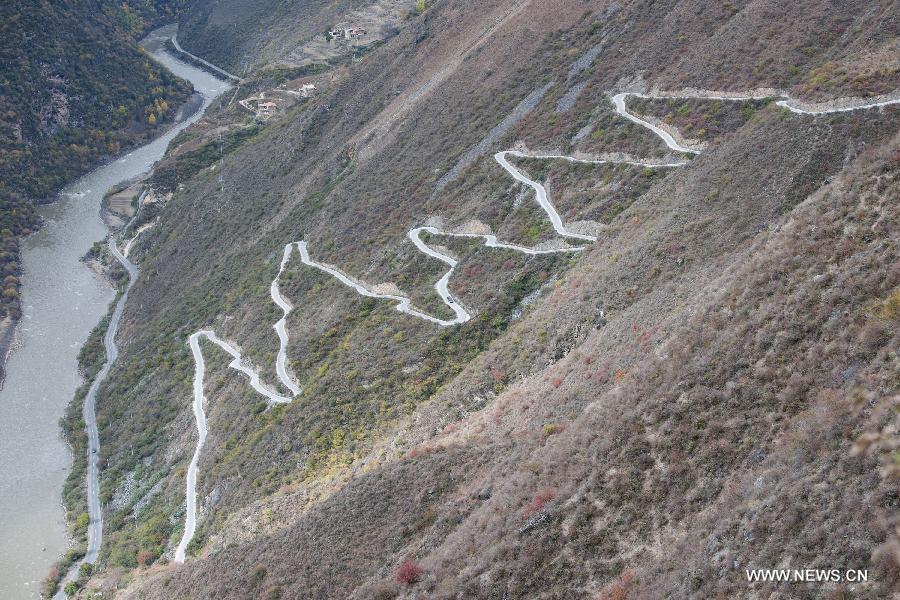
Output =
[
  {"x1": 178, "y1": 0, "x2": 416, "y2": 71},
  {"x1": 0, "y1": 0, "x2": 192, "y2": 200},
  {"x1": 66, "y1": 0, "x2": 899, "y2": 597},
  {"x1": 0, "y1": 0, "x2": 192, "y2": 334}
]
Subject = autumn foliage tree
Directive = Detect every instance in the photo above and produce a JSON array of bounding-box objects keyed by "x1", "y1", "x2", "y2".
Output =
[
  {"x1": 137, "y1": 549, "x2": 156, "y2": 567},
  {"x1": 395, "y1": 560, "x2": 423, "y2": 585}
]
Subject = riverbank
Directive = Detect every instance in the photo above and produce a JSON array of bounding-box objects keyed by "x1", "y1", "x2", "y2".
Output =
[
  {"x1": 46, "y1": 26, "x2": 233, "y2": 599},
  {"x1": 0, "y1": 23, "x2": 230, "y2": 599},
  {"x1": 0, "y1": 317, "x2": 15, "y2": 389},
  {"x1": 0, "y1": 54, "x2": 199, "y2": 396}
]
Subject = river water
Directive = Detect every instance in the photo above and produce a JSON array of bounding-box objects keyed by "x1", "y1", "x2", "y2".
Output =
[{"x1": 0, "y1": 25, "x2": 229, "y2": 598}]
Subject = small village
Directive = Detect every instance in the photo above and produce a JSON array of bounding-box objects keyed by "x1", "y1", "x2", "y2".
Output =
[
  {"x1": 327, "y1": 26, "x2": 367, "y2": 40},
  {"x1": 238, "y1": 83, "x2": 317, "y2": 119}
]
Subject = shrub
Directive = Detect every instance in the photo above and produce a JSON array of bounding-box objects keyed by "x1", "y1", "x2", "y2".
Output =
[
  {"x1": 523, "y1": 487, "x2": 557, "y2": 517},
  {"x1": 543, "y1": 423, "x2": 566, "y2": 436},
  {"x1": 252, "y1": 565, "x2": 267, "y2": 585},
  {"x1": 597, "y1": 569, "x2": 636, "y2": 600},
  {"x1": 868, "y1": 288, "x2": 900, "y2": 321},
  {"x1": 43, "y1": 567, "x2": 60, "y2": 597},
  {"x1": 75, "y1": 511, "x2": 90, "y2": 532},
  {"x1": 266, "y1": 586, "x2": 283, "y2": 599},
  {"x1": 372, "y1": 580, "x2": 400, "y2": 599},
  {"x1": 395, "y1": 560, "x2": 423, "y2": 585}
]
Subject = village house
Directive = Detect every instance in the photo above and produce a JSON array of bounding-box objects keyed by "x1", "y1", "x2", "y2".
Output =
[
  {"x1": 256, "y1": 101, "x2": 277, "y2": 118},
  {"x1": 329, "y1": 26, "x2": 367, "y2": 40},
  {"x1": 299, "y1": 83, "x2": 316, "y2": 98}
]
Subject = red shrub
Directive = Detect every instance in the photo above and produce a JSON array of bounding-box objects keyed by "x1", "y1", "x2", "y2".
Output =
[
  {"x1": 137, "y1": 549, "x2": 155, "y2": 566},
  {"x1": 597, "y1": 569, "x2": 636, "y2": 600},
  {"x1": 406, "y1": 445, "x2": 437, "y2": 459},
  {"x1": 395, "y1": 560, "x2": 424, "y2": 585},
  {"x1": 523, "y1": 487, "x2": 557, "y2": 517},
  {"x1": 552, "y1": 377, "x2": 563, "y2": 388}
]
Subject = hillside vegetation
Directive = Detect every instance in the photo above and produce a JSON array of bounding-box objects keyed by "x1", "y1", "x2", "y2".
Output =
[
  {"x1": 0, "y1": 0, "x2": 192, "y2": 200},
  {"x1": 61, "y1": 0, "x2": 900, "y2": 598},
  {"x1": 0, "y1": 0, "x2": 192, "y2": 330},
  {"x1": 178, "y1": 0, "x2": 418, "y2": 72}
]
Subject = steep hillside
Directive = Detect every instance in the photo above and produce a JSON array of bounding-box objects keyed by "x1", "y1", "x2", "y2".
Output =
[
  {"x1": 0, "y1": 0, "x2": 192, "y2": 200},
  {"x1": 135, "y1": 134, "x2": 898, "y2": 599},
  {"x1": 64, "y1": 0, "x2": 899, "y2": 597},
  {"x1": 178, "y1": 0, "x2": 419, "y2": 71},
  {"x1": 0, "y1": 0, "x2": 192, "y2": 335}
]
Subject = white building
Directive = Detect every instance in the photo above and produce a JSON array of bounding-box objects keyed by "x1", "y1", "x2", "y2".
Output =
[
  {"x1": 257, "y1": 101, "x2": 277, "y2": 118},
  {"x1": 329, "y1": 27, "x2": 367, "y2": 40}
]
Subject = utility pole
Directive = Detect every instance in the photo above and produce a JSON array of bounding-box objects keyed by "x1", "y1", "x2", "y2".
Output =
[{"x1": 218, "y1": 131, "x2": 225, "y2": 193}]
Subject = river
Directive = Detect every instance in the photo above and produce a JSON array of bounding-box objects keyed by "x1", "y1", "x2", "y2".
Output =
[{"x1": 0, "y1": 25, "x2": 230, "y2": 598}]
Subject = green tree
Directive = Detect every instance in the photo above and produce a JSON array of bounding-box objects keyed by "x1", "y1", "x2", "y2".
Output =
[
  {"x1": 75, "y1": 511, "x2": 90, "y2": 532},
  {"x1": 79, "y1": 562, "x2": 93, "y2": 578}
]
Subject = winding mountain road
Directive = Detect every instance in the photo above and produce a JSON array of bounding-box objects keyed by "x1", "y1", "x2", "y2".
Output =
[
  {"x1": 611, "y1": 90, "x2": 900, "y2": 153},
  {"x1": 611, "y1": 93, "x2": 702, "y2": 154},
  {"x1": 775, "y1": 93, "x2": 900, "y2": 114},
  {"x1": 296, "y1": 240, "x2": 467, "y2": 327},
  {"x1": 495, "y1": 151, "x2": 603, "y2": 240},
  {"x1": 122, "y1": 222, "x2": 156, "y2": 258},
  {"x1": 53, "y1": 235, "x2": 139, "y2": 598},
  {"x1": 80, "y1": 238, "x2": 136, "y2": 564},
  {"x1": 173, "y1": 87, "x2": 899, "y2": 562},
  {"x1": 175, "y1": 329, "x2": 293, "y2": 563},
  {"x1": 50, "y1": 27, "x2": 231, "y2": 595},
  {"x1": 272, "y1": 244, "x2": 302, "y2": 396},
  {"x1": 174, "y1": 144, "x2": 638, "y2": 559}
]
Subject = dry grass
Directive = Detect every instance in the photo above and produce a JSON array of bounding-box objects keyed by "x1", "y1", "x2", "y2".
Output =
[{"x1": 78, "y1": 0, "x2": 900, "y2": 596}]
